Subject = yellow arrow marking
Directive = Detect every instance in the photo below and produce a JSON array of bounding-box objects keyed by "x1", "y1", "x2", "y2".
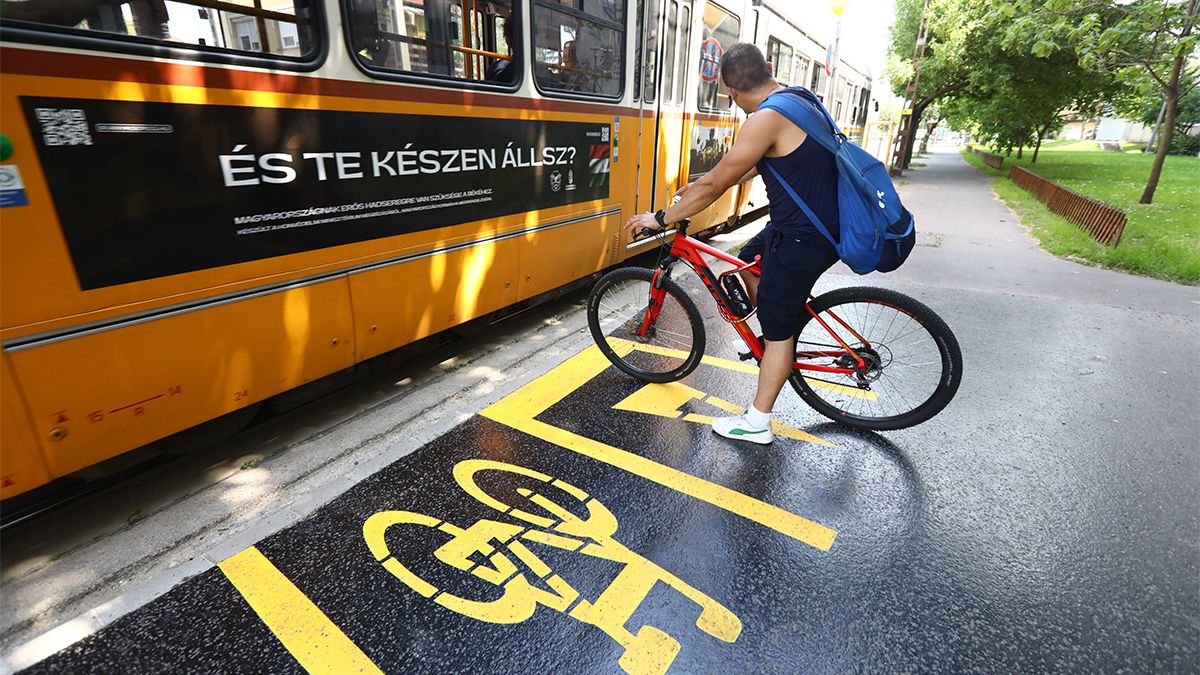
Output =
[{"x1": 612, "y1": 381, "x2": 834, "y2": 446}]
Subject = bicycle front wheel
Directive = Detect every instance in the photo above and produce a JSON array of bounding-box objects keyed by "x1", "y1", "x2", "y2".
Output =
[
  {"x1": 587, "y1": 267, "x2": 705, "y2": 383},
  {"x1": 789, "y1": 286, "x2": 963, "y2": 431}
]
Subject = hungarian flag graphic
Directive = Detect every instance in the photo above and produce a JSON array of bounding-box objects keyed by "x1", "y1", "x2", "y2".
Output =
[{"x1": 588, "y1": 143, "x2": 611, "y2": 189}]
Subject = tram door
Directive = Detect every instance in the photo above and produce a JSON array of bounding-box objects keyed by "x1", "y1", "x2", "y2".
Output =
[
  {"x1": 653, "y1": 0, "x2": 694, "y2": 207},
  {"x1": 634, "y1": 0, "x2": 693, "y2": 217}
]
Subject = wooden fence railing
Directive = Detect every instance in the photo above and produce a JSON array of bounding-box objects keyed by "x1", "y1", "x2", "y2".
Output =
[
  {"x1": 1008, "y1": 165, "x2": 1127, "y2": 246},
  {"x1": 967, "y1": 145, "x2": 1004, "y2": 169}
]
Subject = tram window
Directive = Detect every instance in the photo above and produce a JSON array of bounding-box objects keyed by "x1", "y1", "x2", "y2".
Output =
[
  {"x1": 633, "y1": 0, "x2": 641, "y2": 100},
  {"x1": 810, "y1": 58, "x2": 822, "y2": 92},
  {"x1": 640, "y1": 0, "x2": 660, "y2": 101},
  {"x1": 662, "y1": 1, "x2": 677, "y2": 102},
  {"x1": 345, "y1": 0, "x2": 519, "y2": 86},
  {"x1": 765, "y1": 36, "x2": 791, "y2": 85},
  {"x1": 695, "y1": 4, "x2": 738, "y2": 112},
  {"x1": 532, "y1": 0, "x2": 626, "y2": 97},
  {"x1": 0, "y1": 0, "x2": 317, "y2": 58},
  {"x1": 672, "y1": 4, "x2": 689, "y2": 103}
]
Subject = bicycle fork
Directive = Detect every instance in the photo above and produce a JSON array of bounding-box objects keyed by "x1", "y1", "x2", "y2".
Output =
[{"x1": 635, "y1": 266, "x2": 672, "y2": 337}]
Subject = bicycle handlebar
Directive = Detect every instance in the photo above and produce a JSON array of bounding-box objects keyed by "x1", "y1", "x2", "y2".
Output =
[{"x1": 636, "y1": 218, "x2": 690, "y2": 240}]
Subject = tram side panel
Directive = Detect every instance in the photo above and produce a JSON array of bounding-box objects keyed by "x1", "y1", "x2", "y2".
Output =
[
  {"x1": 1, "y1": 354, "x2": 50, "y2": 499},
  {"x1": 4, "y1": 278, "x2": 356, "y2": 486}
]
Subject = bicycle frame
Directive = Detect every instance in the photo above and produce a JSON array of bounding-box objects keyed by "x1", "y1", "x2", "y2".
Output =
[{"x1": 638, "y1": 226, "x2": 869, "y2": 375}]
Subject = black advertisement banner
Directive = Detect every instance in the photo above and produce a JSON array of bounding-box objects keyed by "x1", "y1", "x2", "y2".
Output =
[{"x1": 21, "y1": 97, "x2": 612, "y2": 289}]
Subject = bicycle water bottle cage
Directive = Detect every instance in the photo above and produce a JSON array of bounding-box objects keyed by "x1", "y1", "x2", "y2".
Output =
[{"x1": 715, "y1": 257, "x2": 760, "y2": 324}]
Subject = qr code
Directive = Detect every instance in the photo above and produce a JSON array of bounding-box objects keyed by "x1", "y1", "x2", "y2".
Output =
[{"x1": 35, "y1": 108, "x2": 93, "y2": 146}]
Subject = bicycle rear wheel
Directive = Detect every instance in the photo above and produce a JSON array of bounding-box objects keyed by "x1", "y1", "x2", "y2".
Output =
[
  {"x1": 789, "y1": 286, "x2": 962, "y2": 431},
  {"x1": 587, "y1": 267, "x2": 705, "y2": 383}
]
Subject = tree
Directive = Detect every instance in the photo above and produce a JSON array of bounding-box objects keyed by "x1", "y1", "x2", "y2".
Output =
[
  {"x1": 885, "y1": 0, "x2": 973, "y2": 170},
  {"x1": 999, "y1": 0, "x2": 1200, "y2": 203},
  {"x1": 885, "y1": 0, "x2": 1108, "y2": 169}
]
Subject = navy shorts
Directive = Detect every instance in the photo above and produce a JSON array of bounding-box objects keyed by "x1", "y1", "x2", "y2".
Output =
[
  {"x1": 748, "y1": 228, "x2": 839, "y2": 342},
  {"x1": 737, "y1": 223, "x2": 774, "y2": 266}
]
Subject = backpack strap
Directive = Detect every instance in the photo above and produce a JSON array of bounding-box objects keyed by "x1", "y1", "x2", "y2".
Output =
[
  {"x1": 758, "y1": 88, "x2": 842, "y2": 249},
  {"x1": 760, "y1": 88, "x2": 845, "y2": 152},
  {"x1": 761, "y1": 160, "x2": 839, "y2": 249}
]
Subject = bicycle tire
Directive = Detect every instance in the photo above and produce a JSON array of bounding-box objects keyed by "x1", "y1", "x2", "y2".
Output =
[
  {"x1": 789, "y1": 286, "x2": 962, "y2": 431},
  {"x1": 587, "y1": 267, "x2": 706, "y2": 383}
]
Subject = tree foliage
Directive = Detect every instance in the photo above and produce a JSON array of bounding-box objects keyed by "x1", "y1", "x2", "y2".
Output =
[{"x1": 995, "y1": 0, "x2": 1200, "y2": 202}]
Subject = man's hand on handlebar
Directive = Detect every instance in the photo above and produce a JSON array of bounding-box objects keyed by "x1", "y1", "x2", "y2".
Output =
[{"x1": 624, "y1": 212, "x2": 661, "y2": 239}]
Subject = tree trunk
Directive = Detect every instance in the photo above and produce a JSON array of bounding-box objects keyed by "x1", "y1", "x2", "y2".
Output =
[
  {"x1": 1032, "y1": 125, "x2": 1045, "y2": 164},
  {"x1": 1017, "y1": 144, "x2": 1023, "y2": 159},
  {"x1": 1141, "y1": 58, "x2": 1184, "y2": 204},
  {"x1": 919, "y1": 119, "x2": 939, "y2": 155},
  {"x1": 902, "y1": 104, "x2": 927, "y2": 170}
]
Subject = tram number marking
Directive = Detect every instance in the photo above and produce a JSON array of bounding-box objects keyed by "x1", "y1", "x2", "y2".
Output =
[
  {"x1": 87, "y1": 410, "x2": 105, "y2": 424},
  {"x1": 168, "y1": 385, "x2": 183, "y2": 397},
  {"x1": 364, "y1": 459, "x2": 742, "y2": 675},
  {"x1": 234, "y1": 389, "x2": 250, "y2": 403}
]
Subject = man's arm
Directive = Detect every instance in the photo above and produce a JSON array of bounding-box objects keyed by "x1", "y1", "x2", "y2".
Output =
[
  {"x1": 625, "y1": 112, "x2": 779, "y2": 236},
  {"x1": 676, "y1": 166, "x2": 757, "y2": 199}
]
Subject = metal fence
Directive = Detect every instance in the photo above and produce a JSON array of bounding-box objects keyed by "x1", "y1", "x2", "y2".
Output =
[
  {"x1": 1008, "y1": 165, "x2": 1127, "y2": 246},
  {"x1": 967, "y1": 145, "x2": 1004, "y2": 169}
]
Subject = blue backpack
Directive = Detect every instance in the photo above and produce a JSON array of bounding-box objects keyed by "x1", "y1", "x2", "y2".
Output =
[{"x1": 759, "y1": 87, "x2": 915, "y2": 274}]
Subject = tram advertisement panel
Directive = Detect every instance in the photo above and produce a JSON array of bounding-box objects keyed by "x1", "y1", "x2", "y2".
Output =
[{"x1": 20, "y1": 97, "x2": 613, "y2": 289}]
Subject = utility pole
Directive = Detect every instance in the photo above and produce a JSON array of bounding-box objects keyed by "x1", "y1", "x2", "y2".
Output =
[
  {"x1": 1144, "y1": 97, "x2": 1167, "y2": 154},
  {"x1": 824, "y1": 10, "x2": 844, "y2": 107},
  {"x1": 890, "y1": 0, "x2": 930, "y2": 176}
]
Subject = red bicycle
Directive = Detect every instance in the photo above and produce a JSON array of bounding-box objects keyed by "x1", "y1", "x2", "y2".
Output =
[{"x1": 586, "y1": 221, "x2": 963, "y2": 431}]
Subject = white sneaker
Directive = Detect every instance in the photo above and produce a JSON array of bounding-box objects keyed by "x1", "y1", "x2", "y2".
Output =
[
  {"x1": 712, "y1": 415, "x2": 774, "y2": 444},
  {"x1": 727, "y1": 337, "x2": 761, "y2": 360}
]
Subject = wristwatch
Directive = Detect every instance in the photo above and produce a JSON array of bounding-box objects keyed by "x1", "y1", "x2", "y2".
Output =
[{"x1": 654, "y1": 209, "x2": 669, "y2": 227}]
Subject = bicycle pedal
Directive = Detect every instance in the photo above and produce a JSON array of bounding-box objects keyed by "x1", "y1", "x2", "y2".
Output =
[{"x1": 737, "y1": 350, "x2": 755, "y2": 362}]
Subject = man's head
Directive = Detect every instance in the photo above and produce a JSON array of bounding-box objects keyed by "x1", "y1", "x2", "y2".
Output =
[{"x1": 720, "y1": 43, "x2": 777, "y2": 113}]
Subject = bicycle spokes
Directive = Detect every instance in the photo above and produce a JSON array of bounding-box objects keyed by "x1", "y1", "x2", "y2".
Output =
[
  {"x1": 795, "y1": 296, "x2": 952, "y2": 425},
  {"x1": 591, "y1": 272, "x2": 701, "y2": 379}
]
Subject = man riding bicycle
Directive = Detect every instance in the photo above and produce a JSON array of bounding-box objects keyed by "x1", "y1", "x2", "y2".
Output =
[{"x1": 625, "y1": 43, "x2": 840, "y2": 445}]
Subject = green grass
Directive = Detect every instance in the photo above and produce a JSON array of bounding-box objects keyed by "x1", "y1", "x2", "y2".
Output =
[{"x1": 960, "y1": 147, "x2": 1200, "y2": 284}]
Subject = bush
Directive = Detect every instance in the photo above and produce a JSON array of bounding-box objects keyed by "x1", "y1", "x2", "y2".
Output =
[{"x1": 1167, "y1": 132, "x2": 1200, "y2": 156}]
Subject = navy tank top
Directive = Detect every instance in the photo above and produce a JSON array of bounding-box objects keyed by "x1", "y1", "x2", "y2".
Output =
[{"x1": 757, "y1": 116, "x2": 840, "y2": 243}]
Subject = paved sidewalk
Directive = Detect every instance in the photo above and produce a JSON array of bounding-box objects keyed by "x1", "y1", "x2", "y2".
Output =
[{"x1": 887, "y1": 145, "x2": 1198, "y2": 316}]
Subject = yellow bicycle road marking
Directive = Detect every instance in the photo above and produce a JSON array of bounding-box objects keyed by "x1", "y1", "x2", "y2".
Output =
[
  {"x1": 612, "y1": 381, "x2": 834, "y2": 446},
  {"x1": 219, "y1": 547, "x2": 384, "y2": 675},
  {"x1": 628, "y1": 343, "x2": 879, "y2": 401},
  {"x1": 482, "y1": 343, "x2": 838, "y2": 551}
]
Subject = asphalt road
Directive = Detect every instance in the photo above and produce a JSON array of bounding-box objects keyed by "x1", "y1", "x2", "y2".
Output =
[{"x1": 9, "y1": 147, "x2": 1200, "y2": 673}]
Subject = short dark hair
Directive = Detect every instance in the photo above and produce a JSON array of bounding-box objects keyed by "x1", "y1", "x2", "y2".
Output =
[{"x1": 720, "y1": 43, "x2": 773, "y2": 90}]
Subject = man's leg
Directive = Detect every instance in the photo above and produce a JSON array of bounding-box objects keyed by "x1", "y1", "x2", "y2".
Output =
[
  {"x1": 713, "y1": 234, "x2": 839, "y2": 444},
  {"x1": 737, "y1": 269, "x2": 760, "y2": 308},
  {"x1": 753, "y1": 337, "x2": 795, "y2": 414},
  {"x1": 735, "y1": 223, "x2": 771, "y2": 310}
]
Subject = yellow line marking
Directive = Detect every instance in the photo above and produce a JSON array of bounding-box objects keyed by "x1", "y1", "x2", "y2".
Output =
[
  {"x1": 613, "y1": 381, "x2": 833, "y2": 446},
  {"x1": 626, "y1": 342, "x2": 878, "y2": 400},
  {"x1": 219, "y1": 547, "x2": 384, "y2": 675},
  {"x1": 481, "y1": 344, "x2": 837, "y2": 551}
]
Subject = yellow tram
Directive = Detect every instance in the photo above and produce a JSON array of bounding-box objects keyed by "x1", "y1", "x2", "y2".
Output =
[{"x1": 0, "y1": 0, "x2": 870, "y2": 501}]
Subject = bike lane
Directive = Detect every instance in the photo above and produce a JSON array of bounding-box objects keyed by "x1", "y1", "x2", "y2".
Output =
[{"x1": 25, "y1": 345, "x2": 923, "y2": 674}]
